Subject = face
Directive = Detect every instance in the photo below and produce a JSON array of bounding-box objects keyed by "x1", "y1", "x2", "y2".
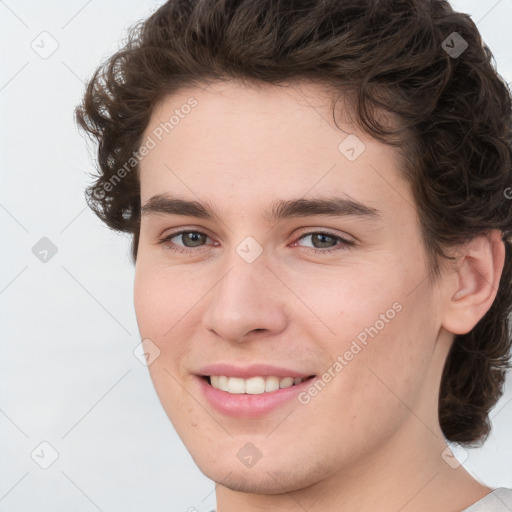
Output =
[{"x1": 133, "y1": 80, "x2": 447, "y2": 494}]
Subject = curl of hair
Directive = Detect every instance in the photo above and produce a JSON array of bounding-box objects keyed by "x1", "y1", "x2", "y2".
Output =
[{"x1": 75, "y1": 0, "x2": 512, "y2": 446}]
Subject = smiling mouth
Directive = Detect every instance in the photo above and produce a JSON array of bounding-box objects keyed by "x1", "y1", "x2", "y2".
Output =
[{"x1": 201, "y1": 375, "x2": 317, "y2": 395}]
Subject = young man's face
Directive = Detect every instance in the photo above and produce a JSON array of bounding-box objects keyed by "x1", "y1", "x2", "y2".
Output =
[{"x1": 134, "y1": 80, "x2": 451, "y2": 494}]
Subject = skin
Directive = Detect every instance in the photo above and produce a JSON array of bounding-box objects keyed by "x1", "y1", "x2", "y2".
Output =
[{"x1": 133, "y1": 80, "x2": 505, "y2": 512}]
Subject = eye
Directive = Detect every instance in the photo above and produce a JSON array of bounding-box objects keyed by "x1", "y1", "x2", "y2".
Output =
[
  {"x1": 293, "y1": 231, "x2": 355, "y2": 254},
  {"x1": 157, "y1": 229, "x2": 355, "y2": 255},
  {"x1": 158, "y1": 230, "x2": 215, "y2": 254}
]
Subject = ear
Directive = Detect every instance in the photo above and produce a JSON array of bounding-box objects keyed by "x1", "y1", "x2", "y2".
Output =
[{"x1": 441, "y1": 229, "x2": 505, "y2": 335}]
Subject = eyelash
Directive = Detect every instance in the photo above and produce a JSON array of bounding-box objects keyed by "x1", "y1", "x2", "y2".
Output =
[{"x1": 157, "y1": 229, "x2": 355, "y2": 255}]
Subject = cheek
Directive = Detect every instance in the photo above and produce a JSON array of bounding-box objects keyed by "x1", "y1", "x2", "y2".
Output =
[
  {"x1": 300, "y1": 314, "x2": 435, "y2": 466},
  {"x1": 134, "y1": 258, "x2": 192, "y2": 336},
  {"x1": 134, "y1": 263, "x2": 197, "y2": 426},
  {"x1": 313, "y1": 262, "x2": 437, "y2": 415},
  {"x1": 133, "y1": 261, "x2": 196, "y2": 380}
]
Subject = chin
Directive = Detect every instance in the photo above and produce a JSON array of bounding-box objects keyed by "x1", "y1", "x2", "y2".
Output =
[{"x1": 195, "y1": 454, "x2": 327, "y2": 495}]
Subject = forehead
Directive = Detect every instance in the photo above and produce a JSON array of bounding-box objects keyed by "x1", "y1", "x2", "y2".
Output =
[
  {"x1": 138, "y1": 80, "x2": 410, "y2": 220},
  {"x1": 143, "y1": 80, "x2": 343, "y2": 158}
]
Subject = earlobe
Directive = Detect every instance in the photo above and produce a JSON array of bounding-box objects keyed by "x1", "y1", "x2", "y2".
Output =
[{"x1": 441, "y1": 229, "x2": 505, "y2": 335}]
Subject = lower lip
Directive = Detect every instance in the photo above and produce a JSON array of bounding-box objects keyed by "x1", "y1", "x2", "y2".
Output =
[{"x1": 197, "y1": 376, "x2": 316, "y2": 417}]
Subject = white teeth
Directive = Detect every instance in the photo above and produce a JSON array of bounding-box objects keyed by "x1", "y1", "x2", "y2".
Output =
[
  {"x1": 246, "y1": 376, "x2": 265, "y2": 394},
  {"x1": 265, "y1": 376, "x2": 280, "y2": 392},
  {"x1": 227, "y1": 377, "x2": 245, "y2": 394},
  {"x1": 208, "y1": 375, "x2": 306, "y2": 394},
  {"x1": 218, "y1": 376, "x2": 229, "y2": 391},
  {"x1": 279, "y1": 376, "x2": 294, "y2": 388}
]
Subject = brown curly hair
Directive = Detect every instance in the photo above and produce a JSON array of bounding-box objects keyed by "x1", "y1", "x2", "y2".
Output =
[{"x1": 75, "y1": 0, "x2": 512, "y2": 446}]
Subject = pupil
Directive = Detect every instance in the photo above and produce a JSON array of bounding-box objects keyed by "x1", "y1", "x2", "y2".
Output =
[
  {"x1": 185, "y1": 232, "x2": 204, "y2": 247},
  {"x1": 315, "y1": 234, "x2": 333, "y2": 248}
]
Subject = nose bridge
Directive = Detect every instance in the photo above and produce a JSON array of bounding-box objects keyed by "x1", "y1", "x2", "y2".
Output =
[{"x1": 203, "y1": 244, "x2": 288, "y2": 341}]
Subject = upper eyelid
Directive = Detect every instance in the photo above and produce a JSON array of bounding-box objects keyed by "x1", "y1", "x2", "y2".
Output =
[{"x1": 162, "y1": 226, "x2": 348, "y2": 237}]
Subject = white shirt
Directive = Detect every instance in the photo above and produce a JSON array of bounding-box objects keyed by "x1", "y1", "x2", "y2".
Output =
[{"x1": 463, "y1": 488, "x2": 512, "y2": 511}]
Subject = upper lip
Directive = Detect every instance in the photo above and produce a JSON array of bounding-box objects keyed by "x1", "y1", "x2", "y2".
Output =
[{"x1": 196, "y1": 363, "x2": 315, "y2": 379}]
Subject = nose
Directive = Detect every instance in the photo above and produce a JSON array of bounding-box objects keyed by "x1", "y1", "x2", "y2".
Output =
[{"x1": 202, "y1": 254, "x2": 289, "y2": 344}]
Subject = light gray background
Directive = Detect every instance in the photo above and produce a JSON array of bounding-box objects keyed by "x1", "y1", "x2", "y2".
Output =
[{"x1": 1, "y1": 1, "x2": 511, "y2": 510}]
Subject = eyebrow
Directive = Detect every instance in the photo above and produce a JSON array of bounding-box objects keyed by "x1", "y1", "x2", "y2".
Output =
[{"x1": 140, "y1": 194, "x2": 382, "y2": 223}]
